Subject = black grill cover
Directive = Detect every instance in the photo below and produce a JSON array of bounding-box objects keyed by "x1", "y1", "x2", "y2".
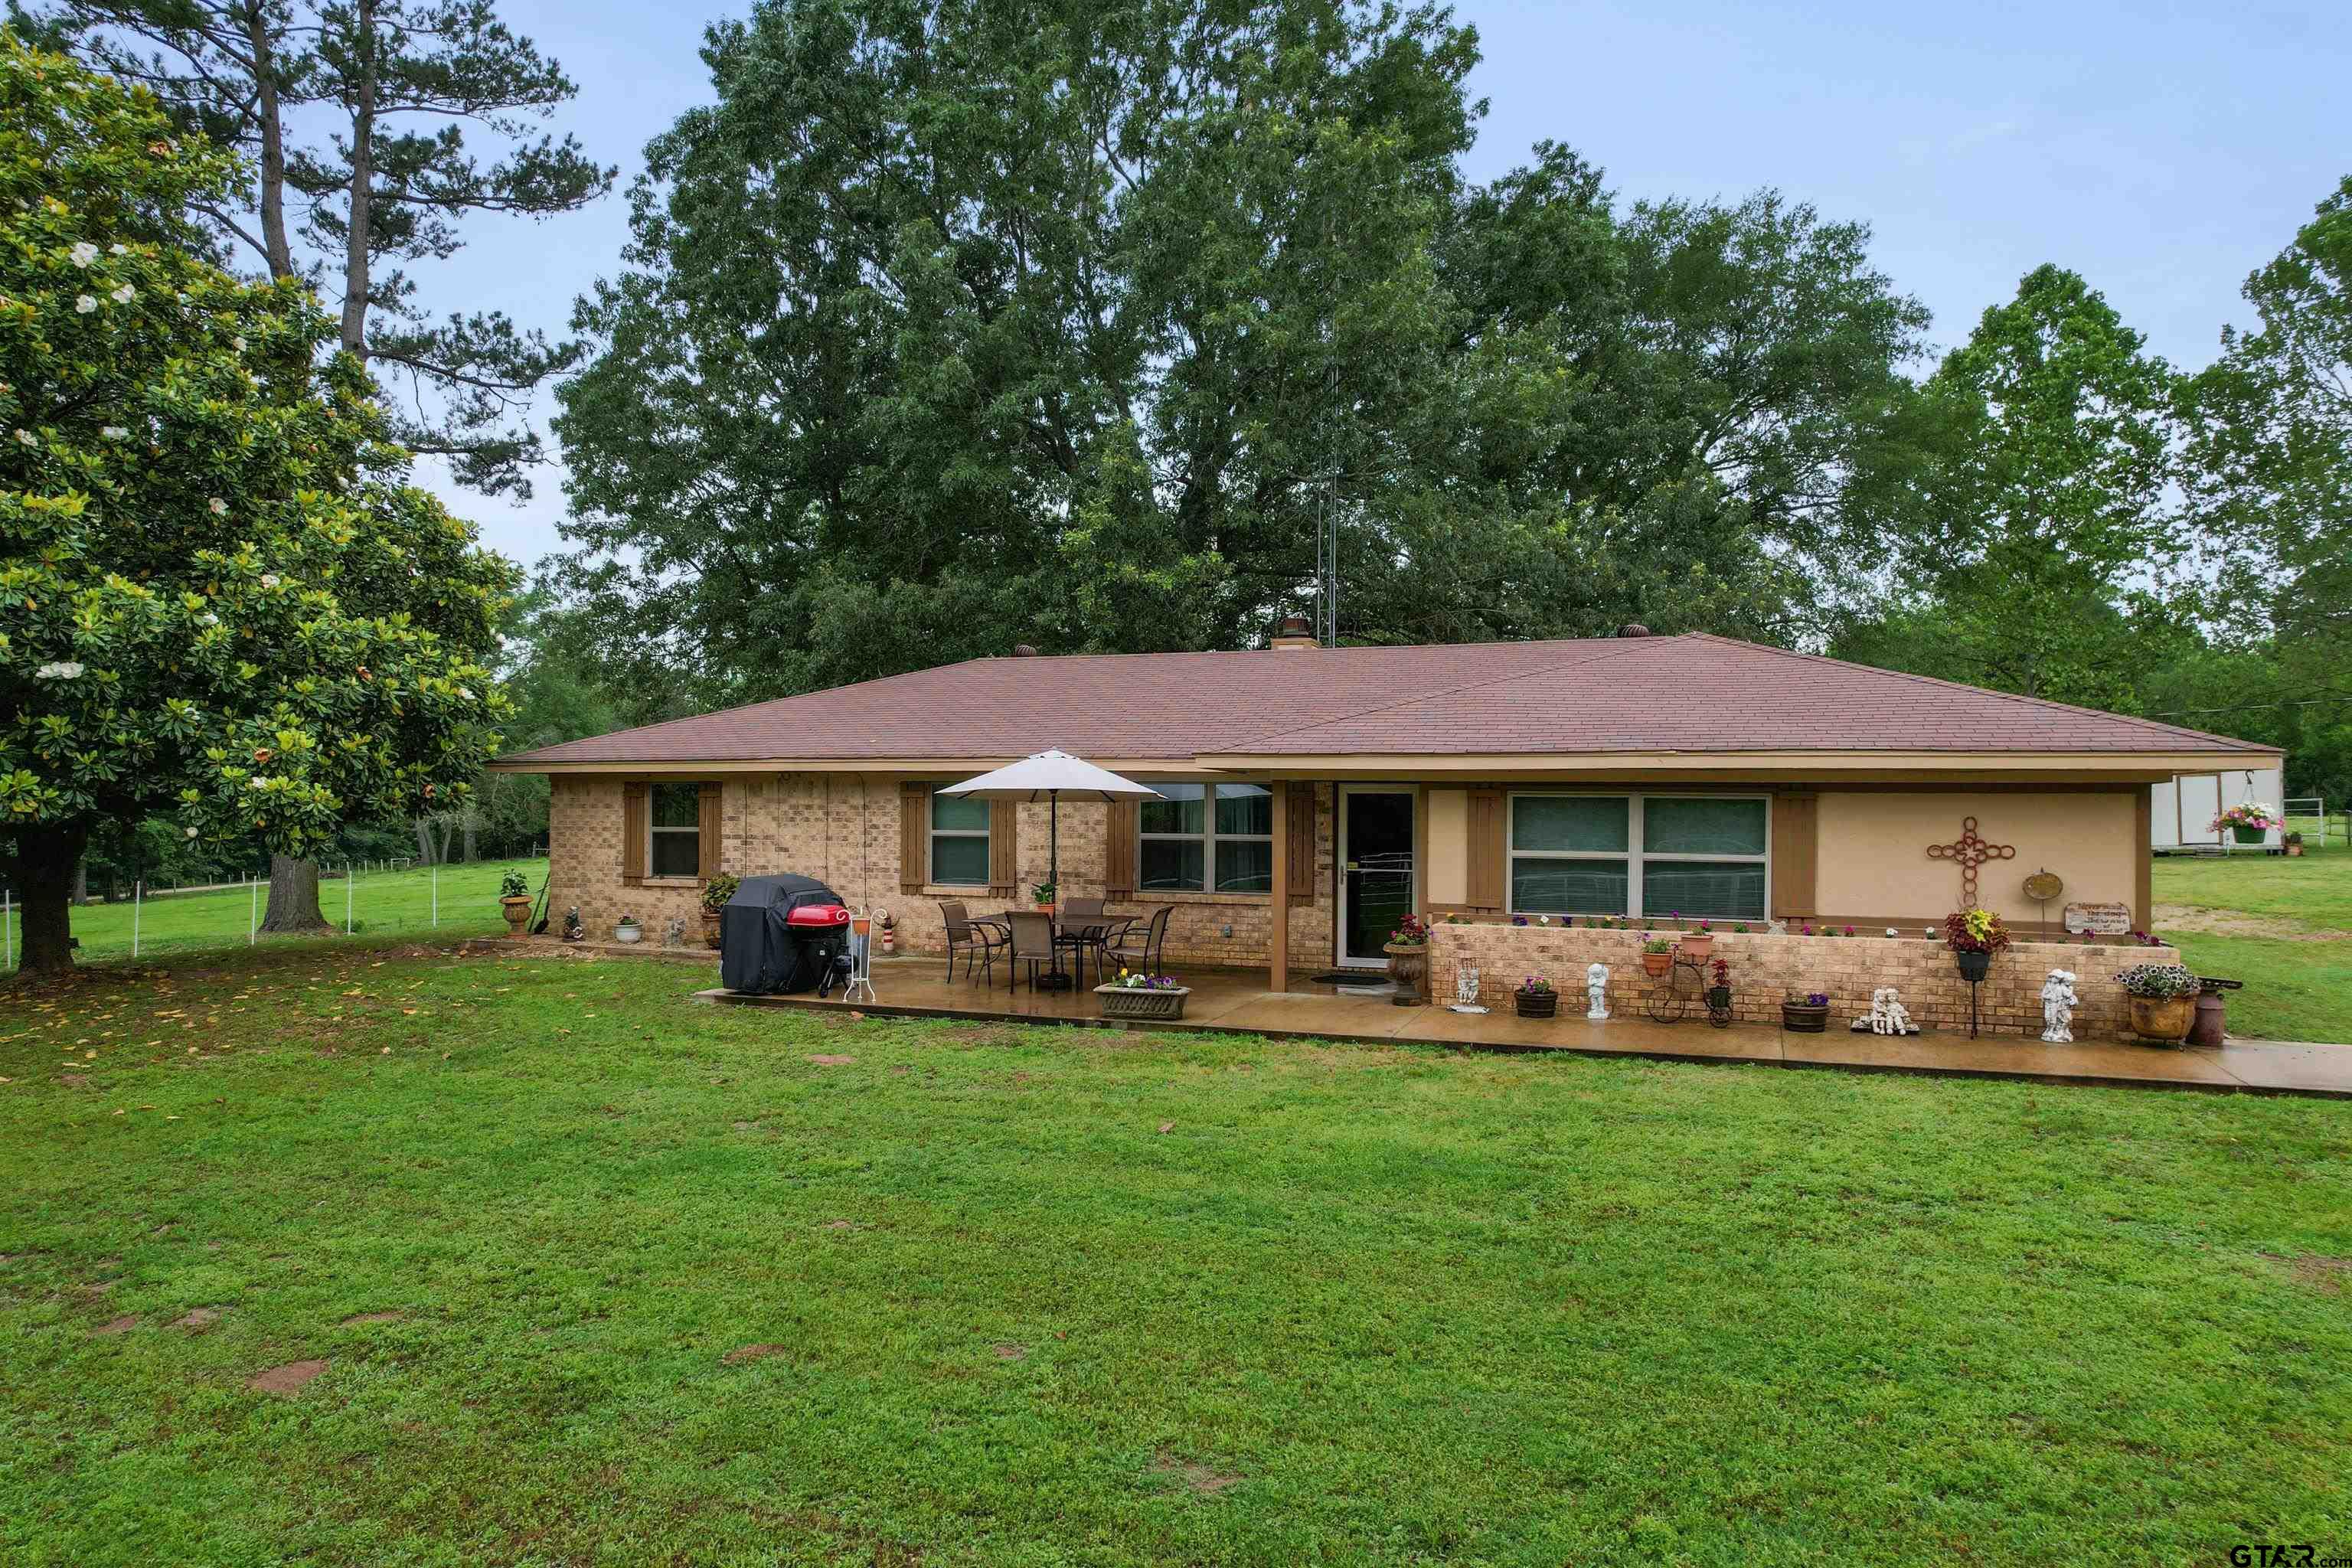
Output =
[{"x1": 720, "y1": 874, "x2": 848, "y2": 995}]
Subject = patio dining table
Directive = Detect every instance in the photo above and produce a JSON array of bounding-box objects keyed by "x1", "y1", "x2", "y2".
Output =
[{"x1": 975, "y1": 908, "x2": 1128, "y2": 991}]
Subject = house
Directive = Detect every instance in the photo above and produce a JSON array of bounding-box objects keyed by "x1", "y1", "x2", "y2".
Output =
[{"x1": 491, "y1": 628, "x2": 2279, "y2": 1038}]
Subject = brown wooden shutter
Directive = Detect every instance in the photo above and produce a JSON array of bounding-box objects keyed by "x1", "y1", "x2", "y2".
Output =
[
  {"x1": 621, "y1": 781, "x2": 647, "y2": 886},
  {"x1": 1285, "y1": 785, "x2": 1315, "y2": 900},
  {"x1": 1770, "y1": 792, "x2": 1818, "y2": 919},
  {"x1": 1104, "y1": 799, "x2": 1138, "y2": 900},
  {"x1": 900, "y1": 782, "x2": 929, "y2": 893},
  {"x1": 988, "y1": 799, "x2": 1018, "y2": 897},
  {"x1": 697, "y1": 781, "x2": 722, "y2": 880},
  {"x1": 1465, "y1": 787, "x2": 1504, "y2": 910}
]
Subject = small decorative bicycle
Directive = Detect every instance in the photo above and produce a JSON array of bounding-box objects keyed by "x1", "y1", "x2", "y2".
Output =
[{"x1": 1647, "y1": 952, "x2": 1733, "y2": 1027}]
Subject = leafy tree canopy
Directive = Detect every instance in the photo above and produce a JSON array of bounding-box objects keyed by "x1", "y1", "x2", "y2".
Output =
[{"x1": 0, "y1": 29, "x2": 514, "y2": 971}]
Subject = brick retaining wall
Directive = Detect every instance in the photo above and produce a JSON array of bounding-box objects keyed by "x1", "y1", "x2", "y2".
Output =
[{"x1": 1426, "y1": 922, "x2": 2177, "y2": 1042}]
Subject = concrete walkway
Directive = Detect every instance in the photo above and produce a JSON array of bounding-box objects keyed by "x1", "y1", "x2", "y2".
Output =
[{"x1": 675, "y1": 954, "x2": 2352, "y2": 1100}]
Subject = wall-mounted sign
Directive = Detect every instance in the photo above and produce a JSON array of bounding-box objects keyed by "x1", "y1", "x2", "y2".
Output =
[{"x1": 2063, "y1": 901, "x2": 2132, "y2": 936}]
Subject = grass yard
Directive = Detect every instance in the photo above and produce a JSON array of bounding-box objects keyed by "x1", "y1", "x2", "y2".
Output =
[
  {"x1": 4, "y1": 940, "x2": 2350, "y2": 1566},
  {"x1": 8, "y1": 857, "x2": 549, "y2": 965},
  {"x1": 2154, "y1": 844, "x2": 2352, "y2": 1042}
]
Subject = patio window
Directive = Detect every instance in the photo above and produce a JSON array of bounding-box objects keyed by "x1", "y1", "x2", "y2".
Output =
[
  {"x1": 1138, "y1": 782, "x2": 1273, "y2": 893},
  {"x1": 1509, "y1": 794, "x2": 1767, "y2": 922},
  {"x1": 929, "y1": 793, "x2": 991, "y2": 887},
  {"x1": 649, "y1": 782, "x2": 704, "y2": 877}
]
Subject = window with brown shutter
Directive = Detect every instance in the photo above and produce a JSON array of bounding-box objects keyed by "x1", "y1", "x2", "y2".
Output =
[
  {"x1": 1465, "y1": 787, "x2": 1504, "y2": 909},
  {"x1": 697, "y1": 781, "x2": 722, "y2": 880},
  {"x1": 1770, "y1": 792, "x2": 1817, "y2": 919},
  {"x1": 900, "y1": 782, "x2": 929, "y2": 893},
  {"x1": 621, "y1": 782, "x2": 647, "y2": 885},
  {"x1": 988, "y1": 799, "x2": 1018, "y2": 896},
  {"x1": 1104, "y1": 799, "x2": 1138, "y2": 900}
]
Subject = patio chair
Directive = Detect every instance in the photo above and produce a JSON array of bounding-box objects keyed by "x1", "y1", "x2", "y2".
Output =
[
  {"x1": 940, "y1": 900, "x2": 1008, "y2": 985},
  {"x1": 1056, "y1": 896, "x2": 1108, "y2": 988},
  {"x1": 1003, "y1": 910, "x2": 1060, "y2": 993},
  {"x1": 1100, "y1": 905, "x2": 1172, "y2": 978}
]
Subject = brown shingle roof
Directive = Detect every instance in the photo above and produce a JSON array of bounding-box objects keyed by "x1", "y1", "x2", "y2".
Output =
[{"x1": 497, "y1": 633, "x2": 2277, "y2": 766}]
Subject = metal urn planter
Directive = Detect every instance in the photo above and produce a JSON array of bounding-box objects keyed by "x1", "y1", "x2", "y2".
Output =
[
  {"x1": 1096, "y1": 985, "x2": 1190, "y2": 1022},
  {"x1": 1383, "y1": 942, "x2": 1429, "y2": 1006},
  {"x1": 2129, "y1": 995, "x2": 2195, "y2": 1044}
]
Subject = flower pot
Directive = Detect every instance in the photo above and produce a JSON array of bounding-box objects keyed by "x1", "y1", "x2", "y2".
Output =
[
  {"x1": 2231, "y1": 825, "x2": 2265, "y2": 845},
  {"x1": 2285, "y1": 843, "x2": 2305, "y2": 858},
  {"x1": 1955, "y1": 949, "x2": 1991, "y2": 982},
  {"x1": 614, "y1": 923, "x2": 642, "y2": 945},
  {"x1": 1677, "y1": 933, "x2": 1713, "y2": 960},
  {"x1": 1641, "y1": 952, "x2": 1671, "y2": 978},
  {"x1": 499, "y1": 894, "x2": 533, "y2": 938},
  {"x1": 1096, "y1": 984, "x2": 1190, "y2": 1021},
  {"x1": 1706, "y1": 985, "x2": 1732, "y2": 1011},
  {"x1": 1515, "y1": 990, "x2": 1557, "y2": 1018},
  {"x1": 1383, "y1": 941, "x2": 1429, "y2": 1006},
  {"x1": 701, "y1": 909, "x2": 724, "y2": 950},
  {"x1": 1782, "y1": 1000, "x2": 1830, "y2": 1033},
  {"x1": 2128, "y1": 993, "x2": 2195, "y2": 1044}
]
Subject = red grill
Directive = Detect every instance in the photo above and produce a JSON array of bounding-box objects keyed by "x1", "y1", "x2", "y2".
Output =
[{"x1": 784, "y1": 903, "x2": 851, "y2": 929}]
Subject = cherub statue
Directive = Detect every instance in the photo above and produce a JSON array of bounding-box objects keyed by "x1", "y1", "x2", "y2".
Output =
[
  {"x1": 2040, "y1": 969, "x2": 2079, "y2": 1043},
  {"x1": 1860, "y1": 988, "x2": 1913, "y2": 1035},
  {"x1": 561, "y1": 905, "x2": 583, "y2": 942},
  {"x1": 1586, "y1": 962, "x2": 1611, "y2": 1021},
  {"x1": 1454, "y1": 959, "x2": 1483, "y2": 1010}
]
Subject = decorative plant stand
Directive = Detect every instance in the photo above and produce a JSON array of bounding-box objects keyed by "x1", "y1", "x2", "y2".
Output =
[
  {"x1": 1646, "y1": 954, "x2": 1731, "y2": 1028},
  {"x1": 1096, "y1": 984, "x2": 1190, "y2": 1022}
]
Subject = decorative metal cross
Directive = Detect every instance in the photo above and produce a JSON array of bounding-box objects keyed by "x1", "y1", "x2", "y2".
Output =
[{"x1": 1927, "y1": 816, "x2": 2015, "y2": 906}]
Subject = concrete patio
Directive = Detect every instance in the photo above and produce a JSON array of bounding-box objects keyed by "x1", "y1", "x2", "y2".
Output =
[{"x1": 677, "y1": 952, "x2": 2352, "y2": 1099}]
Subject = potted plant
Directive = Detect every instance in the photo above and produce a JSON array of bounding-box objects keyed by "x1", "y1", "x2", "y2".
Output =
[
  {"x1": 614, "y1": 912, "x2": 642, "y2": 945},
  {"x1": 1514, "y1": 974, "x2": 1557, "y2": 1018},
  {"x1": 497, "y1": 871, "x2": 533, "y2": 938},
  {"x1": 1704, "y1": 958, "x2": 1732, "y2": 1013},
  {"x1": 1943, "y1": 907, "x2": 2010, "y2": 982},
  {"x1": 2283, "y1": 830, "x2": 2305, "y2": 858},
  {"x1": 2211, "y1": 802, "x2": 2282, "y2": 845},
  {"x1": 1782, "y1": 991, "x2": 1831, "y2": 1032},
  {"x1": 1677, "y1": 919, "x2": 1714, "y2": 960},
  {"x1": 700, "y1": 873, "x2": 740, "y2": 949},
  {"x1": 1640, "y1": 935, "x2": 1674, "y2": 978},
  {"x1": 2117, "y1": 962, "x2": 2199, "y2": 1044},
  {"x1": 1031, "y1": 881, "x2": 1057, "y2": 913},
  {"x1": 1384, "y1": 913, "x2": 1431, "y2": 1005},
  {"x1": 1096, "y1": 968, "x2": 1190, "y2": 1021}
]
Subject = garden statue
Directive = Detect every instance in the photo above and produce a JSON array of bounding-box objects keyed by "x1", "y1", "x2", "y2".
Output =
[
  {"x1": 663, "y1": 916, "x2": 688, "y2": 948},
  {"x1": 561, "y1": 906, "x2": 583, "y2": 942},
  {"x1": 2040, "y1": 969, "x2": 2079, "y2": 1043},
  {"x1": 1451, "y1": 958, "x2": 1487, "y2": 1013},
  {"x1": 1857, "y1": 988, "x2": 1914, "y2": 1036},
  {"x1": 1586, "y1": 962, "x2": 1611, "y2": 1021}
]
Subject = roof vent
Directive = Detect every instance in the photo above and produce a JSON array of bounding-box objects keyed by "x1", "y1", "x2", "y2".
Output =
[
  {"x1": 1269, "y1": 614, "x2": 1318, "y2": 651},
  {"x1": 1616, "y1": 622, "x2": 1651, "y2": 639},
  {"x1": 1012, "y1": 643, "x2": 1039, "y2": 657}
]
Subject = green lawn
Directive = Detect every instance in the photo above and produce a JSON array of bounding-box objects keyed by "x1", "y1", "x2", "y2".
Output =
[
  {"x1": 8, "y1": 857, "x2": 549, "y2": 965},
  {"x1": 2154, "y1": 844, "x2": 2352, "y2": 1042},
  {"x1": 4, "y1": 941, "x2": 2349, "y2": 1566}
]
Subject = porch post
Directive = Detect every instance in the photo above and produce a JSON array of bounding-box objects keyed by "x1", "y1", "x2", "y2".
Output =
[{"x1": 1269, "y1": 780, "x2": 1290, "y2": 993}]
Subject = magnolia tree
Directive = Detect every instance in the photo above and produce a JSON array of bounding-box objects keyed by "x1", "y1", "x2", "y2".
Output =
[{"x1": 0, "y1": 33, "x2": 514, "y2": 975}]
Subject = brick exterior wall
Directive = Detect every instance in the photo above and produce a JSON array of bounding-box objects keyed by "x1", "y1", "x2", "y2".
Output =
[
  {"x1": 544, "y1": 773, "x2": 1337, "y2": 970},
  {"x1": 1426, "y1": 921, "x2": 2179, "y2": 1042}
]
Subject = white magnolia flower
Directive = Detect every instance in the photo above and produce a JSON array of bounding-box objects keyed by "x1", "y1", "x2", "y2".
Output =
[
  {"x1": 456, "y1": 686, "x2": 475, "y2": 701},
  {"x1": 100, "y1": 425, "x2": 128, "y2": 440},
  {"x1": 34, "y1": 661, "x2": 85, "y2": 679},
  {"x1": 75, "y1": 294, "x2": 97, "y2": 313},
  {"x1": 207, "y1": 497, "x2": 227, "y2": 514},
  {"x1": 184, "y1": 826, "x2": 199, "y2": 838},
  {"x1": 259, "y1": 573, "x2": 281, "y2": 588},
  {"x1": 109, "y1": 243, "x2": 127, "y2": 256},
  {"x1": 12, "y1": 428, "x2": 34, "y2": 446},
  {"x1": 198, "y1": 612, "x2": 219, "y2": 626},
  {"x1": 232, "y1": 336, "x2": 247, "y2": 352},
  {"x1": 247, "y1": 774, "x2": 270, "y2": 788},
  {"x1": 68, "y1": 241, "x2": 98, "y2": 267},
  {"x1": 109, "y1": 283, "x2": 134, "y2": 305}
]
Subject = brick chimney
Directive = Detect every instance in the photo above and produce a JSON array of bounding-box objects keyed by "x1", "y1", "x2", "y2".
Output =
[{"x1": 1269, "y1": 615, "x2": 1318, "y2": 650}]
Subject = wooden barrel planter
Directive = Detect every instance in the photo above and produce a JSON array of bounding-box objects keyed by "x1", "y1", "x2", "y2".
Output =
[
  {"x1": 1515, "y1": 989, "x2": 1558, "y2": 1019},
  {"x1": 1781, "y1": 998, "x2": 1830, "y2": 1033}
]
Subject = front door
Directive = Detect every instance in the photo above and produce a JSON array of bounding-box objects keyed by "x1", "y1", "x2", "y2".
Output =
[{"x1": 1339, "y1": 786, "x2": 1416, "y2": 967}]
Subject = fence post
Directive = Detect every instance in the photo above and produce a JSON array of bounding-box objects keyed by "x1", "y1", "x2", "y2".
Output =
[
  {"x1": 345, "y1": 862, "x2": 354, "y2": 934},
  {"x1": 132, "y1": 878, "x2": 142, "y2": 958},
  {"x1": 431, "y1": 862, "x2": 439, "y2": 928},
  {"x1": 3, "y1": 887, "x2": 11, "y2": 972},
  {"x1": 249, "y1": 873, "x2": 257, "y2": 945}
]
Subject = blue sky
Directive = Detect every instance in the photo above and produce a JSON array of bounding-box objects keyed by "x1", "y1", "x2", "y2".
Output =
[{"x1": 419, "y1": 0, "x2": 2352, "y2": 570}]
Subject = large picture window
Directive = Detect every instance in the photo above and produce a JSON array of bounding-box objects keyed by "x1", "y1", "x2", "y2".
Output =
[
  {"x1": 929, "y1": 793, "x2": 991, "y2": 887},
  {"x1": 649, "y1": 782, "x2": 704, "y2": 877},
  {"x1": 1510, "y1": 794, "x2": 1767, "y2": 921},
  {"x1": 1138, "y1": 782, "x2": 1273, "y2": 893}
]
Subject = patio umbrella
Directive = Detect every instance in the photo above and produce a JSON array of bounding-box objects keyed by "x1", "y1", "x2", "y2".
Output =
[{"x1": 937, "y1": 749, "x2": 1162, "y2": 897}]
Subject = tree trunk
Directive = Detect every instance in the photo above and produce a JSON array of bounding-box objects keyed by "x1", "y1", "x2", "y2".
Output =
[
  {"x1": 413, "y1": 816, "x2": 436, "y2": 866},
  {"x1": 70, "y1": 861, "x2": 88, "y2": 907},
  {"x1": 462, "y1": 806, "x2": 477, "y2": 864},
  {"x1": 8, "y1": 823, "x2": 87, "y2": 975},
  {"x1": 260, "y1": 854, "x2": 332, "y2": 934},
  {"x1": 242, "y1": 0, "x2": 296, "y2": 281},
  {"x1": 339, "y1": 0, "x2": 377, "y2": 355}
]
